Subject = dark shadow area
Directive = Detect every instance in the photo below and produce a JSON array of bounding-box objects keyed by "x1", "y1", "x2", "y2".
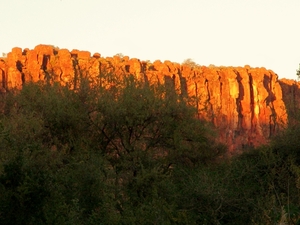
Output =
[
  {"x1": 125, "y1": 65, "x2": 130, "y2": 73},
  {"x1": 53, "y1": 48, "x2": 58, "y2": 55},
  {"x1": 263, "y1": 74, "x2": 276, "y2": 105},
  {"x1": 263, "y1": 74, "x2": 277, "y2": 136},
  {"x1": 248, "y1": 74, "x2": 254, "y2": 146},
  {"x1": 148, "y1": 65, "x2": 155, "y2": 71},
  {"x1": 72, "y1": 57, "x2": 79, "y2": 89},
  {"x1": 180, "y1": 76, "x2": 188, "y2": 98},
  {"x1": 235, "y1": 71, "x2": 245, "y2": 131},
  {"x1": 0, "y1": 69, "x2": 5, "y2": 90},
  {"x1": 164, "y1": 75, "x2": 176, "y2": 99},
  {"x1": 141, "y1": 62, "x2": 147, "y2": 73},
  {"x1": 16, "y1": 60, "x2": 25, "y2": 84},
  {"x1": 42, "y1": 55, "x2": 50, "y2": 71},
  {"x1": 22, "y1": 49, "x2": 28, "y2": 56},
  {"x1": 16, "y1": 60, "x2": 23, "y2": 73},
  {"x1": 71, "y1": 52, "x2": 78, "y2": 59}
]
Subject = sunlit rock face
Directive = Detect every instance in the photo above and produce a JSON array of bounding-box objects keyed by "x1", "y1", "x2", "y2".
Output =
[
  {"x1": 0, "y1": 44, "x2": 294, "y2": 152},
  {"x1": 279, "y1": 78, "x2": 300, "y2": 125}
]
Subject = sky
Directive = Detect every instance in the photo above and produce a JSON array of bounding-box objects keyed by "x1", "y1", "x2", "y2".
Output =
[{"x1": 0, "y1": 0, "x2": 299, "y2": 79}]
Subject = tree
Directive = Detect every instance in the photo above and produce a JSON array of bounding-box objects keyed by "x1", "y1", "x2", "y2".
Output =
[
  {"x1": 0, "y1": 73, "x2": 226, "y2": 224},
  {"x1": 182, "y1": 58, "x2": 199, "y2": 68},
  {"x1": 86, "y1": 75, "x2": 226, "y2": 222},
  {"x1": 297, "y1": 63, "x2": 300, "y2": 80}
]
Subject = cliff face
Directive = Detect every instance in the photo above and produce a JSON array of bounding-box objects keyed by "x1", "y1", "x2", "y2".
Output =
[
  {"x1": 0, "y1": 44, "x2": 292, "y2": 152},
  {"x1": 279, "y1": 78, "x2": 300, "y2": 124}
]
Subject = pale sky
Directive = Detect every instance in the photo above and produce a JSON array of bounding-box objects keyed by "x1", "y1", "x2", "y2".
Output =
[{"x1": 0, "y1": 0, "x2": 299, "y2": 79}]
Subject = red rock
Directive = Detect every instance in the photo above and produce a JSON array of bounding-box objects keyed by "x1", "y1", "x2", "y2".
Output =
[
  {"x1": 58, "y1": 49, "x2": 74, "y2": 84},
  {"x1": 279, "y1": 78, "x2": 300, "y2": 126},
  {"x1": 88, "y1": 57, "x2": 101, "y2": 83},
  {"x1": 24, "y1": 49, "x2": 40, "y2": 82},
  {"x1": 34, "y1": 45, "x2": 55, "y2": 74},
  {"x1": 78, "y1": 51, "x2": 91, "y2": 59},
  {"x1": 0, "y1": 68, "x2": 5, "y2": 90},
  {"x1": 93, "y1": 53, "x2": 101, "y2": 59},
  {"x1": 1, "y1": 44, "x2": 294, "y2": 152},
  {"x1": 71, "y1": 49, "x2": 79, "y2": 58},
  {"x1": 6, "y1": 47, "x2": 23, "y2": 89},
  {"x1": 0, "y1": 60, "x2": 6, "y2": 89},
  {"x1": 127, "y1": 58, "x2": 141, "y2": 80},
  {"x1": 77, "y1": 51, "x2": 91, "y2": 78},
  {"x1": 34, "y1": 44, "x2": 54, "y2": 55}
]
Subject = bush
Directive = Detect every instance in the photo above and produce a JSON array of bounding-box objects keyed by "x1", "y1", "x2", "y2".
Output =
[
  {"x1": 2, "y1": 72, "x2": 300, "y2": 224},
  {"x1": 0, "y1": 75, "x2": 225, "y2": 224}
]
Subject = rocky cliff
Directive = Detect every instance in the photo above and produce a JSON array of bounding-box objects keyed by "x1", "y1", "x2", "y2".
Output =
[{"x1": 0, "y1": 44, "x2": 296, "y2": 152}]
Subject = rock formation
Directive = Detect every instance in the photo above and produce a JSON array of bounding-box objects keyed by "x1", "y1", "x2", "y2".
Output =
[
  {"x1": 0, "y1": 44, "x2": 296, "y2": 152},
  {"x1": 279, "y1": 78, "x2": 300, "y2": 125}
]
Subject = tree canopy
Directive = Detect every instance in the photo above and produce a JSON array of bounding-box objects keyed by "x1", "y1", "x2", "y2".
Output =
[{"x1": 0, "y1": 71, "x2": 300, "y2": 224}]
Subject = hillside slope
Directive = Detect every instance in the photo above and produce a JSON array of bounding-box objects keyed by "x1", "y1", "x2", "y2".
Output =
[{"x1": 1, "y1": 44, "x2": 297, "y2": 151}]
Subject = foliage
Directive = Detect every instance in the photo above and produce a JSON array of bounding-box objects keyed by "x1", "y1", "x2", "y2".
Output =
[
  {"x1": 182, "y1": 58, "x2": 199, "y2": 68},
  {"x1": 0, "y1": 75, "x2": 225, "y2": 224},
  {"x1": 1, "y1": 71, "x2": 300, "y2": 224}
]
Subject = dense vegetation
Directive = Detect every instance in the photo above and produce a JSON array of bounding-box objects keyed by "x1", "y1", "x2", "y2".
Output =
[{"x1": 0, "y1": 74, "x2": 300, "y2": 224}]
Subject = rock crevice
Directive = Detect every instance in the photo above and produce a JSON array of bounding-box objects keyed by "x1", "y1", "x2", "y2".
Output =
[{"x1": 0, "y1": 44, "x2": 293, "y2": 152}]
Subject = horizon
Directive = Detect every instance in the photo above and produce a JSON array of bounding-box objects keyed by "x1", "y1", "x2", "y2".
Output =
[{"x1": 1, "y1": 0, "x2": 299, "y2": 80}]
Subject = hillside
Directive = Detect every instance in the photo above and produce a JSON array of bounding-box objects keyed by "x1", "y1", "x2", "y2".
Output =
[{"x1": 0, "y1": 44, "x2": 298, "y2": 151}]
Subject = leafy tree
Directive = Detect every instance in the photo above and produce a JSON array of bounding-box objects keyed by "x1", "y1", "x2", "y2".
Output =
[
  {"x1": 182, "y1": 58, "x2": 199, "y2": 68},
  {"x1": 0, "y1": 73, "x2": 226, "y2": 224},
  {"x1": 86, "y1": 75, "x2": 225, "y2": 222},
  {"x1": 4, "y1": 67, "x2": 300, "y2": 225}
]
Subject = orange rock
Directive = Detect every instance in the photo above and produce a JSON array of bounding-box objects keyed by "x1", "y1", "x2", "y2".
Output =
[
  {"x1": 78, "y1": 51, "x2": 91, "y2": 79},
  {"x1": 0, "y1": 68, "x2": 5, "y2": 90},
  {"x1": 1, "y1": 44, "x2": 293, "y2": 152},
  {"x1": 71, "y1": 49, "x2": 79, "y2": 58},
  {"x1": 78, "y1": 51, "x2": 91, "y2": 59},
  {"x1": 279, "y1": 78, "x2": 300, "y2": 125},
  {"x1": 24, "y1": 49, "x2": 40, "y2": 82},
  {"x1": 88, "y1": 57, "x2": 101, "y2": 83},
  {"x1": 58, "y1": 49, "x2": 74, "y2": 84},
  {"x1": 127, "y1": 58, "x2": 141, "y2": 80},
  {"x1": 34, "y1": 45, "x2": 55, "y2": 76},
  {"x1": 34, "y1": 44, "x2": 54, "y2": 55},
  {"x1": 0, "y1": 59, "x2": 6, "y2": 89},
  {"x1": 93, "y1": 53, "x2": 101, "y2": 59},
  {"x1": 6, "y1": 47, "x2": 23, "y2": 89}
]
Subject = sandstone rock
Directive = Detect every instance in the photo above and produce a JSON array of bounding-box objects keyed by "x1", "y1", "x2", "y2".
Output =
[
  {"x1": 279, "y1": 78, "x2": 300, "y2": 125},
  {"x1": 88, "y1": 57, "x2": 101, "y2": 84},
  {"x1": 34, "y1": 44, "x2": 54, "y2": 67},
  {"x1": 128, "y1": 58, "x2": 142, "y2": 80},
  {"x1": 6, "y1": 47, "x2": 23, "y2": 89},
  {"x1": 58, "y1": 49, "x2": 74, "y2": 84},
  {"x1": 1, "y1": 44, "x2": 293, "y2": 152},
  {"x1": 93, "y1": 53, "x2": 101, "y2": 59},
  {"x1": 78, "y1": 51, "x2": 91, "y2": 79},
  {"x1": 0, "y1": 68, "x2": 5, "y2": 90},
  {"x1": 0, "y1": 59, "x2": 6, "y2": 89},
  {"x1": 78, "y1": 51, "x2": 91, "y2": 60},
  {"x1": 24, "y1": 49, "x2": 40, "y2": 82}
]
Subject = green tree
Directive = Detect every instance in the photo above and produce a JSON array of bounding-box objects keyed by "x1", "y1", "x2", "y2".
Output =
[
  {"x1": 86, "y1": 75, "x2": 224, "y2": 223},
  {"x1": 0, "y1": 72, "x2": 226, "y2": 224}
]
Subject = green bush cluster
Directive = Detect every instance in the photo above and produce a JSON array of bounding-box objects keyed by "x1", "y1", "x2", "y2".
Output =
[{"x1": 0, "y1": 75, "x2": 300, "y2": 224}]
